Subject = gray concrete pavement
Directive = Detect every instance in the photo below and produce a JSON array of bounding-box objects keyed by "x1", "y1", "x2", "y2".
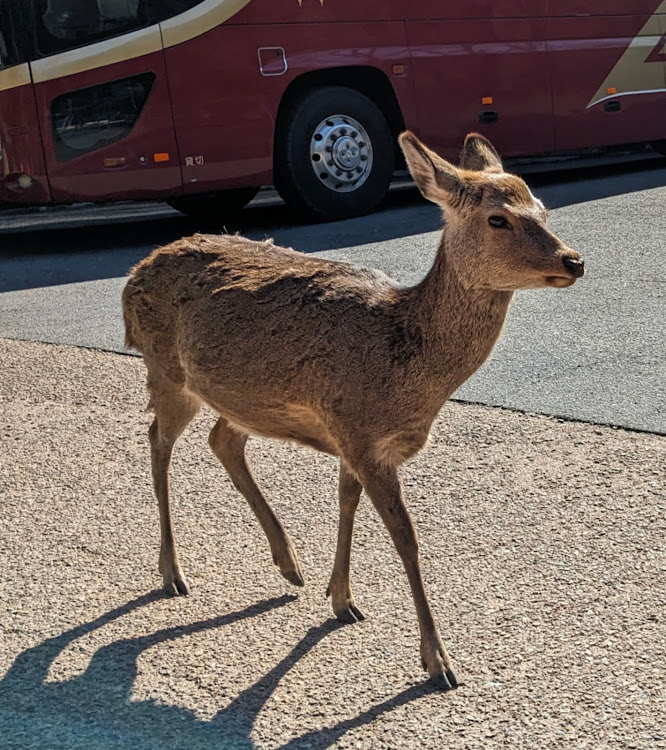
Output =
[
  {"x1": 1, "y1": 160, "x2": 665, "y2": 433},
  {"x1": 1, "y1": 338, "x2": 664, "y2": 749}
]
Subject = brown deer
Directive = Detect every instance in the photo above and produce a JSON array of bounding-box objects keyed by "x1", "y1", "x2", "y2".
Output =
[{"x1": 122, "y1": 131, "x2": 584, "y2": 689}]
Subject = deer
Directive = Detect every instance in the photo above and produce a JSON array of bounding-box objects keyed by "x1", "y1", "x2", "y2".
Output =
[{"x1": 122, "y1": 131, "x2": 584, "y2": 689}]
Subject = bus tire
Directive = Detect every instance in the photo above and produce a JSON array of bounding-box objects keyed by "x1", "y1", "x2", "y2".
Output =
[
  {"x1": 275, "y1": 85, "x2": 395, "y2": 220},
  {"x1": 167, "y1": 187, "x2": 259, "y2": 221}
]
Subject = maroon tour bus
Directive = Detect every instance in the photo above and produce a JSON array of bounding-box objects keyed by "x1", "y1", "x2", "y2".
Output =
[{"x1": 0, "y1": 0, "x2": 665, "y2": 220}]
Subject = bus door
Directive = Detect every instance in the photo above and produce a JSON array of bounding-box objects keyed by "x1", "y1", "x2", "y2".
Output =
[
  {"x1": 28, "y1": 0, "x2": 182, "y2": 203},
  {"x1": 546, "y1": 1, "x2": 666, "y2": 151},
  {"x1": 405, "y1": 1, "x2": 554, "y2": 161},
  {"x1": 0, "y1": 1, "x2": 50, "y2": 205}
]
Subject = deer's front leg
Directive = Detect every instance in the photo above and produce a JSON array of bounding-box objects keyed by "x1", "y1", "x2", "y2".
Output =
[
  {"x1": 358, "y1": 460, "x2": 458, "y2": 690},
  {"x1": 327, "y1": 460, "x2": 365, "y2": 623}
]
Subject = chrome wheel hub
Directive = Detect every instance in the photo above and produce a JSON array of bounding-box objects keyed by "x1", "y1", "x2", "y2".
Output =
[{"x1": 310, "y1": 114, "x2": 373, "y2": 193}]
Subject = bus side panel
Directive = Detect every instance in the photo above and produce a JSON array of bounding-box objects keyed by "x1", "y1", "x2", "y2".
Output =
[
  {"x1": 547, "y1": 9, "x2": 666, "y2": 150},
  {"x1": 402, "y1": 0, "x2": 548, "y2": 21},
  {"x1": 661, "y1": 13, "x2": 666, "y2": 83},
  {"x1": 229, "y1": 0, "x2": 406, "y2": 24},
  {"x1": 0, "y1": 71, "x2": 51, "y2": 205},
  {"x1": 406, "y1": 17, "x2": 554, "y2": 160},
  {"x1": 32, "y1": 51, "x2": 182, "y2": 203},
  {"x1": 232, "y1": 0, "x2": 547, "y2": 24},
  {"x1": 164, "y1": 22, "x2": 412, "y2": 193},
  {"x1": 547, "y1": 0, "x2": 661, "y2": 16}
]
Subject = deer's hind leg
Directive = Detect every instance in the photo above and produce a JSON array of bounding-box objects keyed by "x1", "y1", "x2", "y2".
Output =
[
  {"x1": 146, "y1": 365, "x2": 201, "y2": 596},
  {"x1": 208, "y1": 417, "x2": 304, "y2": 587}
]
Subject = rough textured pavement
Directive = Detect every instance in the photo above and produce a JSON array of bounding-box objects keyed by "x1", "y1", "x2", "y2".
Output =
[{"x1": 1, "y1": 338, "x2": 664, "y2": 749}]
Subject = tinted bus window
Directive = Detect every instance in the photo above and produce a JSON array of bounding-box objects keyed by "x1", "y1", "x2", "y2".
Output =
[
  {"x1": 51, "y1": 72, "x2": 155, "y2": 161},
  {"x1": 0, "y1": 2, "x2": 29, "y2": 67},
  {"x1": 138, "y1": 0, "x2": 206, "y2": 24},
  {"x1": 33, "y1": 0, "x2": 149, "y2": 56}
]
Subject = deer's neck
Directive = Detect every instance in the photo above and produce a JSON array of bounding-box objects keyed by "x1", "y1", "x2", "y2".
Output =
[{"x1": 405, "y1": 234, "x2": 513, "y2": 404}]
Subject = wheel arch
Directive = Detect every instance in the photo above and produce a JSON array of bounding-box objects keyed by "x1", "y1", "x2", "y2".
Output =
[{"x1": 273, "y1": 66, "x2": 407, "y2": 171}]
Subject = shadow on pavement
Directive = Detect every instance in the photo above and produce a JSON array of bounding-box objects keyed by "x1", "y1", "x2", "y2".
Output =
[
  {"x1": 0, "y1": 591, "x2": 440, "y2": 750},
  {"x1": 0, "y1": 190, "x2": 439, "y2": 293},
  {"x1": 0, "y1": 156, "x2": 664, "y2": 294},
  {"x1": 527, "y1": 156, "x2": 666, "y2": 209}
]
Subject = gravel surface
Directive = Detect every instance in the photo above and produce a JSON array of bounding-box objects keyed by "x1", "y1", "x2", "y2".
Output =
[{"x1": 1, "y1": 338, "x2": 664, "y2": 749}]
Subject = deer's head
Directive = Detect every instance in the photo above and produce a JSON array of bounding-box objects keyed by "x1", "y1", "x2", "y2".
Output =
[{"x1": 400, "y1": 131, "x2": 584, "y2": 291}]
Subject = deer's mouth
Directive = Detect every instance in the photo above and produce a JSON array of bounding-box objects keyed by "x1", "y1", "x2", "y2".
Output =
[
  {"x1": 544, "y1": 254, "x2": 584, "y2": 287},
  {"x1": 545, "y1": 274, "x2": 577, "y2": 288}
]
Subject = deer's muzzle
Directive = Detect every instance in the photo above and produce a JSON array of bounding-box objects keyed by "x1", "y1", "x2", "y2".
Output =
[{"x1": 562, "y1": 257, "x2": 585, "y2": 278}]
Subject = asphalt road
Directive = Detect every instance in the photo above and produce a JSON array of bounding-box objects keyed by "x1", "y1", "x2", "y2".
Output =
[{"x1": 0, "y1": 160, "x2": 665, "y2": 434}]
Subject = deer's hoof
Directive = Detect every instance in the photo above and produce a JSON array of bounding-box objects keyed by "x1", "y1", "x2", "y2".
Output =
[
  {"x1": 163, "y1": 574, "x2": 190, "y2": 596},
  {"x1": 329, "y1": 597, "x2": 366, "y2": 624},
  {"x1": 430, "y1": 667, "x2": 458, "y2": 691},
  {"x1": 326, "y1": 584, "x2": 366, "y2": 624},
  {"x1": 335, "y1": 604, "x2": 366, "y2": 624},
  {"x1": 421, "y1": 639, "x2": 458, "y2": 690},
  {"x1": 282, "y1": 568, "x2": 305, "y2": 587},
  {"x1": 272, "y1": 550, "x2": 304, "y2": 587}
]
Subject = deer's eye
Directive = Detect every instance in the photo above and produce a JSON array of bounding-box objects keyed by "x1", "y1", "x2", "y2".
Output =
[{"x1": 488, "y1": 215, "x2": 509, "y2": 229}]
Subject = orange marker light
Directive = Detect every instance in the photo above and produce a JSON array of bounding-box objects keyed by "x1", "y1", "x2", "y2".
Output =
[
  {"x1": 482, "y1": 96, "x2": 493, "y2": 105},
  {"x1": 607, "y1": 87, "x2": 617, "y2": 95},
  {"x1": 153, "y1": 153, "x2": 170, "y2": 163},
  {"x1": 392, "y1": 64, "x2": 406, "y2": 75}
]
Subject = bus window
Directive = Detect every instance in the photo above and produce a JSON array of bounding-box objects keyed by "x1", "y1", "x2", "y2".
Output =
[
  {"x1": 50, "y1": 72, "x2": 156, "y2": 161},
  {"x1": 0, "y1": 18, "x2": 8, "y2": 68},
  {"x1": 137, "y1": 0, "x2": 206, "y2": 25},
  {"x1": 33, "y1": 0, "x2": 149, "y2": 56},
  {"x1": 0, "y1": 2, "x2": 28, "y2": 68}
]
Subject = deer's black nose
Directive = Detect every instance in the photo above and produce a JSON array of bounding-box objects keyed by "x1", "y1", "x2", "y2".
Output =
[{"x1": 562, "y1": 257, "x2": 585, "y2": 278}]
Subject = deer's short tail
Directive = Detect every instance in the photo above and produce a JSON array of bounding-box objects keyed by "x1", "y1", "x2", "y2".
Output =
[
  {"x1": 121, "y1": 281, "x2": 143, "y2": 353},
  {"x1": 123, "y1": 312, "x2": 140, "y2": 351}
]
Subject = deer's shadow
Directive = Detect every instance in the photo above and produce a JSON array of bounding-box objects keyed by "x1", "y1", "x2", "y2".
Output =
[{"x1": 0, "y1": 592, "x2": 442, "y2": 750}]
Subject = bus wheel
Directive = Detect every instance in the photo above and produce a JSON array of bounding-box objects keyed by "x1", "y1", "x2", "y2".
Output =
[
  {"x1": 275, "y1": 86, "x2": 395, "y2": 220},
  {"x1": 167, "y1": 187, "x2": 259, "y2": 221}
]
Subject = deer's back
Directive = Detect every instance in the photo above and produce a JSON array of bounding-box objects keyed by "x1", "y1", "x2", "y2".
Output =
[{"x1": 123, "y1": 235, "x2": 422, "y2": 437}]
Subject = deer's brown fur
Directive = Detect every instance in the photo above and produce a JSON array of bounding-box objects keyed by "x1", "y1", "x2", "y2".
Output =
[{"x1": 122, "y1": 131, "x2": 583, "y2": 689}]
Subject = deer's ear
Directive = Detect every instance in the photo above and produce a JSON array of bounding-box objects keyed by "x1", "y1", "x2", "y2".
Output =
[
  {"x1": 399, "y1": 131, "x2": 464, "y2": 208},
  {"x1": 459, "y1": 132, "x2": 503, "y2": 173}
]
